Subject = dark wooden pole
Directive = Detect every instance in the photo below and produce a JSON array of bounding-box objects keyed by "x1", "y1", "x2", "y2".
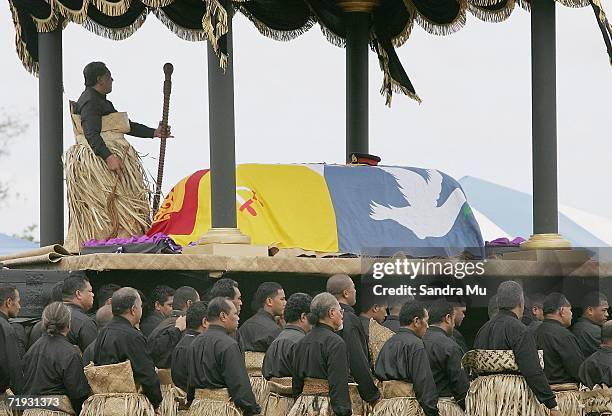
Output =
[
  {"x1": 531, "y1": 0, "x2": 558, "y2": 235},
  {"x1": 207, "y1": 12, "x2": 237, "y2": 229},
  {"x1": 345, "y1": 12, "x2": 369, "y2": 162},
  {"x1": 38, "y1": 28, "x2": 64, "y2": 246}
]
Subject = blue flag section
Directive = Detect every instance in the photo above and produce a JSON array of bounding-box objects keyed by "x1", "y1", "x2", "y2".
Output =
[{"x1": 324, "y1": 165, "x2": 484, "y2": 257}]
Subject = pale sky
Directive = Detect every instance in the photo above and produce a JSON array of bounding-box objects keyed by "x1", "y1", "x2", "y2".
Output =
[{"x1": 0, "y1": 1, "x2": 610, "y2": 240}]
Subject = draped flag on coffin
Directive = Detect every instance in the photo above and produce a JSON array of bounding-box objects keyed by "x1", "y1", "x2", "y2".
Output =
[{"x1": 147, "y1": 164, "x2": 484, "y2": 257}]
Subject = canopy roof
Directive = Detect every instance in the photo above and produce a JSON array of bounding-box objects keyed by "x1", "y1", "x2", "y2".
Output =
[{"x1": 8, "y1": 0, "x2": 611, "y2": 104}]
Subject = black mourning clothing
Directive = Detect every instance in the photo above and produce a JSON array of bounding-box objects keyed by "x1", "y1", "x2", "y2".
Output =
[
  {"x1": 534, "y1": 319, "x2": 584, "y2": 384},
  {"x1": 474, "y1": 309, "x2": 557, "y2": 409},
  {"x1": 140, "y1": 311, "x2": 165, "y2": 338},
  {"x1": 579, "y1": 345, "x2": 612, "y2": 388},
  {"x1": 374, "y1": 328, "x2": 440, "y2": 416},
  {"x1": 22, "y1": 335, "x2": 90, "y2": 414},
  {"x1": 238, "y1": 309, "x2": 281, "y2": 353},
  {"x1": 171, "y1": 329, "x2": 199, "y2": 392},
  {"x1": 0, "y1": 312, "x2": 24, "y2": 393},
  {"x1": 187, "y1": 324, "x2": 260, "y2": 416},
  {"x1": 92, "y1": 316, "x2": 162, "y2": 408},
  {"x1": 65, "y1": 303, "x2": 98, "y2": 352},
  {"x1": 74, "y1": 87, "x2": 155, "y2": 160},
  {"x1": 148, "y1": 311, "x2": 182, "y2": 368},
  {"x1": 382, "y1": 315, "x2": 400, "y2": 333},
  {"x1": 291, "y1": 323, "x2": 352, "y2": 416},
  {"x1": 262, "y1": 324, "x2": 305, "y2": 379},
  {"x1": 571, "y1": 317, "x2": 602, "y2": 358}
]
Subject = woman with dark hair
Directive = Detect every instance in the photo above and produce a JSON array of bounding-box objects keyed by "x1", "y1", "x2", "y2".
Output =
[{"x1": 21, "y1": 302, "x2": 90, "y2": 415}]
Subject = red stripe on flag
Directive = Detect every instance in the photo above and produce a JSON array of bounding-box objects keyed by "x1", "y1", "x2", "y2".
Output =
[{"x1": 147, "y1": 169, "x2": 209, "y2": 237}]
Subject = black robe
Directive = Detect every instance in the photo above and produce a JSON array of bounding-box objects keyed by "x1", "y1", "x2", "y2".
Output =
[
  {"x1": 534, "y1": 319, "x2": 584, "y2": 384},
  {"x1": 571, "y1": 317, "x2": 602, "y2": 358},
  {"x1": 383, "y1": 315, "x2": 400, "y2": 333},
  {"x1": 374, "y1": 328, "x2": 439, "y2": 416},
  {"x1": 93, "y1": 316, "x2": 162, "y2": 408},
  {"x1": 291, "y1": 323, "x2": 351, "y2": 416},
  {"x1": 474, "y1": 309, "x2": 557, "y2": 409},
  {"x1": 147, "y1": 310, "x2": 182, "y2": 368},
  {"x1": 187, "y1": 325, "x2": 260, "y2": 416},
  {"x1": 579, "y1": 345, "x2": 612, "y2": 388},
  {"x1": 238, "y1": 309, "x2": 281, "y2": 352},
  {"x1": 74, "y1": 87, "x2": 155, "y2": 160},
  {"x1": 65, "y1": 303, "x2": 98, "y2": 352},
  {"x1": 140, "y1": 311, "x2": 165, "y2": 338},
  {"x1": 338, "y1": 303, "x2": 380, "y2": 403},
  {"x1": 423, "y1": 326, "x2": 469, "y2": 409},
  {"x1": 262, "y1": 324, "x2": 305, "y2": 379},
  {"x1": 22, "y1": 334, "x2": 90, "y2": 414},
  {"x1": 171, "y1": 329, "x2": 199, "y2": 392},
  {"x1": 0, "y1": 312, "x2": 24, "y2": 393}
]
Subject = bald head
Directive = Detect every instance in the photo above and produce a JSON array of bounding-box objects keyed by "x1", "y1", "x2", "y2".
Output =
[
  {"x1": 326, "y1": 274, "x2": 356, "y2": 306},
  {"x1": 96, "y1": 304, "x2": 113, "y2": 328}
]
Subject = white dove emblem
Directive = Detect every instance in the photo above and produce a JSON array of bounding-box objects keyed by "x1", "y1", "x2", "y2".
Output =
[{"x1": 369, "y1": 168, "x2": 467, "y2": 239}]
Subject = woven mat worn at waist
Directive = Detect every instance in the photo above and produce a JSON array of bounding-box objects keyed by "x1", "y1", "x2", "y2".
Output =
[
  {"x1": 302, "y1": 378, "x2": 329, "y2": 395},
  {"x1": 269, "y1": 377, "x2": 293, "y2": 395},
  {"x1": 194, "y1": 388, "x2": 232, "y2": 402},
  {"x1": 245, "y1": 351, "x2": 265, "y2": 375},
  {"x1": 550, "y1": 383, "x2": 579, "y2": 392},
  {"x1": 157, "y1": 368, "x2": 173, "y2": 386},
  {"x1": 381, "y1": 380, "x2": 416, "y2": 399}
]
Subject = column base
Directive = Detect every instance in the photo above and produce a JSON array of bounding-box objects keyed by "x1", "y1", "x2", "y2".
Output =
[
  {"x1": 182, "y1": 228, "x2": 268, "y2": 257},
  {"x1": 520, "y1": 233, "x2": 572, "y2": 250}
]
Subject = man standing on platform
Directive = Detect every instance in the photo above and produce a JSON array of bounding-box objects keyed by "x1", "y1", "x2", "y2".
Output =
[
  {"x1": 62, "y1": 275, "x2": 98, "y2": 352},
  {"x1": 171, "y1": 300, "x2": 208, "y2": 392},
  {"x1": 473, "y1": 281, "x2": 560, "y2": 416},
  {"x1": 374, "y1": 301, "x2": 439, "y2": 416},
  {"x1": 0, "y1": 284, "x2": 24, "y2": 395},
  {"x1": 187, "y1": 297, "x2": 260, "y2": 416},
  {"x1": 571, "y1": 292, "x2": 609, "y2": 358},
  {"x1": 93, "y1": 287, "x2": 162, "y2": 411},
  {"x1": 64, "y1": 62, "x2": 171, "y2": 251},
  {"x1": 422, "y1": 299, "x2": 469, "y2": 413},
  {"x1": 141, "y1": 285, "x2": 175, "y2": 337},
  {"x1": 290, "y1": 292, "x2": 352, "y2": 416},
  {"x1": 327, "y1": 274, "x2": 381, "y2": 409},
  {"x1": 147, "y1": 286, "x2": 196, "y2": 368}
]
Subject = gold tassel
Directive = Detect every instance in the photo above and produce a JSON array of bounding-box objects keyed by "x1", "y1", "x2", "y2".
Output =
[
  {"x1": 391, "y1": 15, "x2": 414, "y2": 48},
  {"x1": 92, "y1": 0, "x2": 132, "y2": 17},
  {"x1": 81, "y1": 11, "x2": 148, "y2": 40},
  {"x1": 141, "y1": 0, "x2": 176, "y2": 7},
  {"x1": 153, "y1": 9, "x2": 209, "y2": 41},
  {"x1": 237, "y1": 5, "x2": 315, "y2": 41},
  {"x1": 50, "y1": 0, "x2": 91, "y2": 25},
  {"x1": 555, "y1": 0, "x2": 591, "y2": 8},
  {"x1": 201, "y1": 0, "x2": 229, "y2": 71},
  {"x1": 375, "y1": 39, "x2": 422, "y2": 106},
  {"x1": 404, "y1": 0, "x2": 467, "y2": 36},
  {"x1": 8, "y1": 0, "x2": 39, "y2": 75},
  {"x1": 468, "y1": 0, "x2": 516, "y2": 23}
]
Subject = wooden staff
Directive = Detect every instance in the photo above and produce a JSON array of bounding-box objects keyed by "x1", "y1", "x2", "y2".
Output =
[{"x1": 152, "y1": 63, "x2": 173, "y2": 215}]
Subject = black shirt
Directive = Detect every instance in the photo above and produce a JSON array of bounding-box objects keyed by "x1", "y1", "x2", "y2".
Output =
[
  {"x1": 452, "y1": 328, "x2": 469, "y2": 354},
  {"x1": 262, "y1": 324, "x2": 305, "y2": 379},
  {"x1": 383, "y1": 315, "x2": 400, "y2": 333},
  {"x1": 579, "y1": 345, "x2": 612, "y2": 388},
  {"x1": 571, "y1": 317, "x2": 602, "y2": 358},
  {"x1": 148, "y1": 311, "x2": 182, "y2": 368},
  {"x1": 92, "y1": 316, "x2": 162, "y2": 408},
  {"x1": 140, "y1": 311, "x2": 165, "y2": 338},
  {"x1": 337, "y1": 303, "x2": 380, "y2": 403},
  {"x1": 22, "y1": 335, "x2": 90, "y2": 414},
  {"x1": 0, "y1": 312, "x2": 24, "y2": 393},
  {"x1": 292, "y1": 323, "x2": 351, "y2": 416},
  {"x1": 74, "y1": 87, "x2": 155, "y2": 160},
  {"x1": 171, "y1": 329, "x2": 199, "y2": 392},
  {"x1": 474, "y1": 309, "x2": 557, "y2": 409},
  {"x1": 534, "y1": 319, "x2": 584, "y2": 384},
  {"x1": 187, "y1": 325, "x2": 260, "y2": 416},
  {"x1": 65, "y1": 303, "x2": 98, "y2": 352},
  {"x1": 423, "y1": 326, "x2": 469, "y2": 408},
  {"x1": 238, "y1": 309, "x2": 281, "y2": 353},
  {"x1": 374, "y1": 328, "x2": 439, "y2": 416}
]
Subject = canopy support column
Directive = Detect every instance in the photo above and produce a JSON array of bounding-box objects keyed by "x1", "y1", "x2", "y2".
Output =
[
  {"x1": 345, "y1": 12, "x2": 369, "y2": 162},
  {"x1": 38, "y1": 28, "x2": 64, "y2": 247},
  {"x1": 523, "y1": 0, "x2": 570, "y2": 250},
  {"x1": 193, "y1": 6, "x2": 253, "y2": 251}
]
